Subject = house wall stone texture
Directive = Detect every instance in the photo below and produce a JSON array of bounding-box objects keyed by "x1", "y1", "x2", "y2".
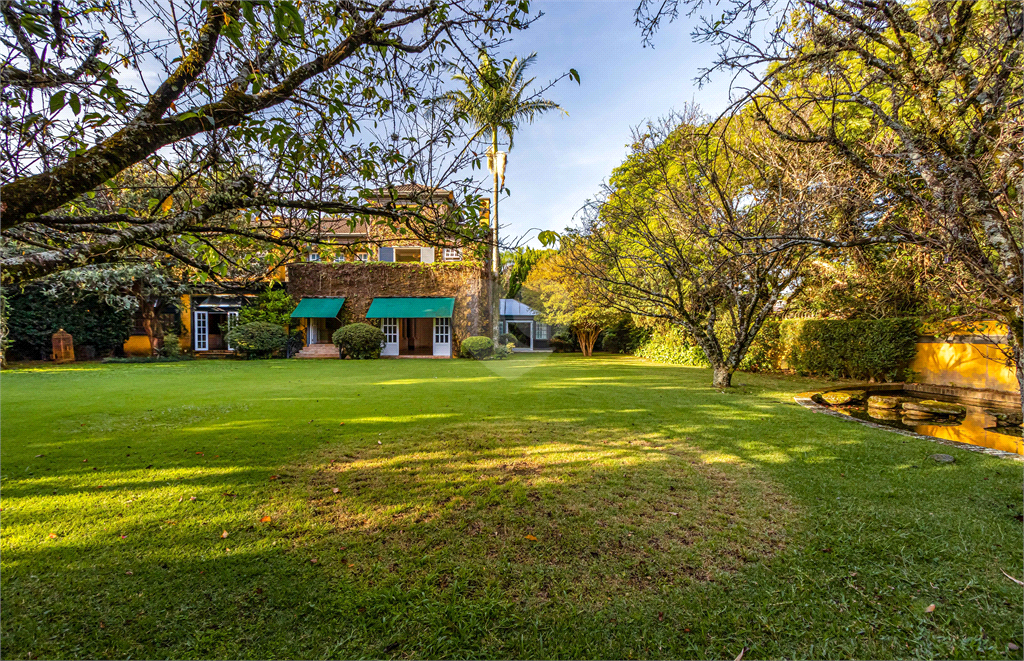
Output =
[{"x1": 286, "y1": 262, "x2": 492, "y2": 349}]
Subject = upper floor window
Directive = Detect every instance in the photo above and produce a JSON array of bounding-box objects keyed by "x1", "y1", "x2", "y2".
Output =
[
  {"x1": 395, "y1": 247, "x2": 422, "y2": 263},
  {"x1": 356, "y1": 253, "x2": 368, "y2": 262},
  {"x1": 443, "y1": 247, "x2": 462, "y2": 261}
]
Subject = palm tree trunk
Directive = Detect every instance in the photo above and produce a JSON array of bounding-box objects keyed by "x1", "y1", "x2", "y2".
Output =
[{"x1": 491, "y1": 130, "x2": 501, "y2": 343}]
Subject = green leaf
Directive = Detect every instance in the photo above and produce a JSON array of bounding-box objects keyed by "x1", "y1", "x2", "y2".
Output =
[
  {"x1": 538, "y1": 230, "x2": 560, "y2": 247},
  {"x1": 49, "y1": 91, "x2": 66, "y2": 113},
  {"x1": 68, "y1": 93, "x2": 81, "y2": 115},
  {"x1": 569, "y1": 68, "x2": 581, "y2": 84}
]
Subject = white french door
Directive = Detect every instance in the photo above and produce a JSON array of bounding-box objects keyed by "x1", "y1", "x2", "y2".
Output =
[
  {"x1": 194, "y1": 311, "x2": 208, "y2": 351},
  {"x1": 381, "y1": 318, "x2": 399, "y2": 356},
  {"x1": 225, "y1": 311, "x2": 239, "y2": 350},
  {"x1": 433, "y1": 317, "x2": 451, "y2": 357}
]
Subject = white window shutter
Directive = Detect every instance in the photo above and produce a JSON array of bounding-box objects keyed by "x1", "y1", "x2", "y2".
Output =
[
  {"x1": 421, "y1": 247, "x2": 435, "y2": 263},
  {"x1": 379, "y1": 247, "x2": 394, "y2": 262}
]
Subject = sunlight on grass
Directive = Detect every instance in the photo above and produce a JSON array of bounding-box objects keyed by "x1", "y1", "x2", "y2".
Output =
[{"x1": 1, "y1": 356, "x2": 1020, "y2": 659}]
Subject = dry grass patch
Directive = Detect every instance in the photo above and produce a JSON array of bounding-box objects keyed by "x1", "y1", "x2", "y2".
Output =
[{"x1": 302, "y1": 421, "x2": 795, "y2": 606}]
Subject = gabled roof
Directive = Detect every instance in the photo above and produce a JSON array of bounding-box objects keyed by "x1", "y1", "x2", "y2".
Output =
[{"x1": 500, "y1": 299, "x2": 540, "y2": 317}]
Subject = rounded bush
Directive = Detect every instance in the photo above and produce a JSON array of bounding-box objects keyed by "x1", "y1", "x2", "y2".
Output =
[
  {"x1": 332, "y1": 323, "x2": 385, "y2": 359},
  {"x1": 498, "y1": 332, "x2": 517, "y2": 346},
  {"x1": 224, "y1": 321, "x2": 287, "y2": 359},
  {"x1": 459, "y1": 335, "x2": 494, "y2": 360}
]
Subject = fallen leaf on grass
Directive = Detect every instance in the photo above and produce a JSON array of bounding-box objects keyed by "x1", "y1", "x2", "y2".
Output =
[
  {"x1": 658, "y1": 612, "x2": 664, "y2": 622},
  {"x1": 524, "y1": 535, "x2": 538, "y2": 541},
  {"x1": 924, "y1": 604, "x2": 936, "y2": 613},
  {"x1": 1009, "y1": 643, "x2": 1019, "y2": 651},
  {"x1": 332, "y1": 488, "x2": 340, "y2": 494},
  {"x1": 310, "y1": 558, "x2": 318, "y2": 564},
  {"x1": 269, "y1": 475, "x2": 280, "y2": 481},
  {"x1": 82, "y1": 459, "x2": 88, "y2": 463},
  {"x1": 221, "y1": 530, "x2": 229, "y2": 539},
  {"x1": 189, "y1": 496, "x2": 196, "y2": 502},
  {"x1": 35, "y1": 454, "x2": 44, "y2": 458},
  {"x1": 734, "y1": 647, "x2": 746, "y2": 661},
  {"x1": 99, "y1": 621, "x2": 105, "y2": 629},
  {"x1": 260, "y1": 516, "x2": 271, "y2": 523},
  {"x1": 48, "y1": 533, "x2": 58, "y2": 539},
  {"x1": 195, "y1": 452, "x2": 204, "y2": 456},
  {"x1": 125, "y1": 570, "x2": 133, "y2": 576}
]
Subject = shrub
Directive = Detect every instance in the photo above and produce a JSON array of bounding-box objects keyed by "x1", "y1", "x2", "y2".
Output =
[
  {"x1": 634, "y1": 325, "x2": 709, "y2": 366},
  {"x1": 498, "y1": 332, "x2": 517, "y2": 346},
  {"x1": 460, "y1": 336, "x2": 494, "y2": 359},
  {"x1": 161, "y1": 333, "x2": 184, "y2": 359},
  {"x1": 332, "y1": 323, "x2": 384, "y2": 359},
  {"x1": 549, "y1": 329, "x2": 579, "y2": 353},
  {"x1": 600, "y1": 317, "x2": 651, "y2": 354},
  {"x1": 492, "y1": 342, "x2": 516, "y2": 360},
  {"x1": 772, "y1": 318, "x2": 919, "y2": 381},
  {"x1": 238, "y1": 289, "x2": 296, "y2": 327},
  {"x1": 224, "y1": 322, "x2": 287, "y2": 359}
]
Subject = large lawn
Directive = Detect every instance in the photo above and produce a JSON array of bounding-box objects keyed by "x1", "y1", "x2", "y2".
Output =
[{"x1": 1, "y1": 354, "x2": 1021, "y2": 659}]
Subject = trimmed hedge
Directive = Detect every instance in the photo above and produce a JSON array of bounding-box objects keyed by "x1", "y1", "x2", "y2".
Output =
[
  {"x1": 766, "y1": 318, "x2": 919, "y2": 381},
  {"x1": 460, "y1": 336, "x2": 494, "y2": 360},
  {"x1": 224, "y1": 322, "x2": 287, "y2": 359},
  {"x1": 634, "y1": 317, "x2": 919, "y2": 381},
  {"x1": 332, "y1": 323, "x2": 384, "y2": 359}
]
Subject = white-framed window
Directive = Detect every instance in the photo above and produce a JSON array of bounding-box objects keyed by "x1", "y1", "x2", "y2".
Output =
[
  {"x1": 434, "y1": 317, "x2": 450, "y2": 344},
  {"x1": 443, "y1": 247, "x2": 462, "y2": 261},
  {"x1": 536, "y1": 323, "x2": 548, "y2": 340},
  {"x1": 382, "y1": 318, "x2": 398, "y2": 344},
  {"x1": 333, "y1": 255, "x2": 345, "y2": 263},
  {"x1": 308, "y1": 253, "x2": 321, "y2": 262},
  {"x1": 356, "y1": 253, "x2": 368, "y2": 262}
]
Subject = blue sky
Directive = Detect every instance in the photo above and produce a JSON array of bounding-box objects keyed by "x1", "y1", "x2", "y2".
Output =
[{"x1": 489, "y1": 1, "x2": 735, "y2": 247}]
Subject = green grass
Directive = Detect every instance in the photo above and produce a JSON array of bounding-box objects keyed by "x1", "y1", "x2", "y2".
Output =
[{"x1": 1, "y1": 354, "x2": 1021, "y2": 659}]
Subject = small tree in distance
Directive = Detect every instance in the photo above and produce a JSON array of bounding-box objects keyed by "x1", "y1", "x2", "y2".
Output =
[{"x1": 523, "y1": 250, "x2": 620, "y2": 357}]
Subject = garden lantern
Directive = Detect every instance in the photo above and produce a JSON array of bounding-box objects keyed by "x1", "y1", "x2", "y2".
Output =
[{"x1": 51, "y1": 329, "x2": 74, "y2": 364}]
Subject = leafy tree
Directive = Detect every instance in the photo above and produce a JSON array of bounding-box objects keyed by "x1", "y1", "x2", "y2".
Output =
[
  {"x1": 524, "y1": 249, "x2": 620, "y2": 357},
  {"x1": 238, "y1": 289, "x2": 296, "y2": 327},
  {"x1": 567, "y1": 109, "x2": 833, "y2": 387},
  {"x1": 636, "y1": 0, "x2": 1023, "y2": 388},
  {"x1": 0, "y1": 0, "x2": 534, "y2": 284},
  {"x1": 502, "y1": 246, "x2": 547, "y2": 299},
  {"x1": 38, "y1": 263, "x2": 189, "y2": 353},
  {"x1": 440, "y1": 51, "x2": 573, "y2": 338}
]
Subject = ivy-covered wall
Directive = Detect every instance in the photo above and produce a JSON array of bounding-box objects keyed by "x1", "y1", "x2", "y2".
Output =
[{"x1": 286, "y1": 261, "x2": 492, "y2": 350}]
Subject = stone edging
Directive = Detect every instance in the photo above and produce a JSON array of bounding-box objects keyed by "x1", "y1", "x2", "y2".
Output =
[{"x1": 793, "y1": 396, "x2": 1023, "y2": 462}]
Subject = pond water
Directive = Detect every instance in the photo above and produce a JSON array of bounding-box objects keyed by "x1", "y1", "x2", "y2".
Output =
[{"x1": 838, "y1": 395, "x2": 1023, "y2": 455}]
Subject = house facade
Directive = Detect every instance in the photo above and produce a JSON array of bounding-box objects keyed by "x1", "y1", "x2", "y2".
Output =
[{"x1": 499, "y1": 299, "x2": 550, "y2": 350}]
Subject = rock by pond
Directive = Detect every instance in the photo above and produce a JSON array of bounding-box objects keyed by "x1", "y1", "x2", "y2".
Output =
[
  {"x1": 867, "y1": 408, "x2": 901, "y2": 421},
  {"x1": 902, "y1": 400, "x2": 966, "y2": 417},
  {"x1": 906, "y1": 417, "x2": 960, "y2": 427},
  {"x1": 929, "y1": 453, "x2": 956, "y2": 464},
  {"x1": 985, "y1": 409, "x2": 1023, "y2": 427},
  {"x1": 820, "y1": 390, "x2": 867, "y2": 406},
  {"x1": 867, "y1": 395, "x2": 908, "y2": 409}
]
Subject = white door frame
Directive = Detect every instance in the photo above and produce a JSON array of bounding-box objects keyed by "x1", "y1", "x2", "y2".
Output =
[
  {"x1": 194, "y1": 310, "x2": 209, "y2": 351},
  {"x1": 433, "y1": 317, "x2": 451, "y2": 357},
  {"x1": 506, "y1": 319, "x2": 533, "y2": 350},
  {"x1": 381, "y1": 318, "x2": 399, "y2": 356},
  {"x1": 225, "y1": 311, "x2": 239, "y2": 350}
]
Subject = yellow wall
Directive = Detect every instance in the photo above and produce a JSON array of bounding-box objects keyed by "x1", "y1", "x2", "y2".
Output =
[
  {"x1": 911, "y1": 340, "x2": 1018, "y2": 393},
  {"x1": 123, "y1": 335, "x2": 152, "y2": 357}
]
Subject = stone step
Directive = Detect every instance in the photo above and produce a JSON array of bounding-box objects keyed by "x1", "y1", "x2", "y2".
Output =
[{"x1": 295, "y1": 344, "x2": 338, "y2": 359}]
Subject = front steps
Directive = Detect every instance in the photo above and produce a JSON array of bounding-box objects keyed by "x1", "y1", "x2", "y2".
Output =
[{"x1": 294, "y1": 343, "x2": 339, "y2": 359}]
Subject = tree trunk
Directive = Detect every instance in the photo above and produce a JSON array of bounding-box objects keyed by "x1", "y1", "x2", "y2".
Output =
[{"x1": 712, "y1": 364, "x2": 732, "y2": 388}]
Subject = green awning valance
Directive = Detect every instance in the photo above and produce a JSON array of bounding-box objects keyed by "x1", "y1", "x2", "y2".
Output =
[
  {"x1": 290, "y1": 297, "x2": 346, "y2": 318},
  {"x1": 365, "y1": 297, "x2": 454, "y2": 319}
]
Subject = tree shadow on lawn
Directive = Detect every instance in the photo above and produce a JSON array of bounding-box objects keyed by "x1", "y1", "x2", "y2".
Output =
[{"x1": 2, "y1": 356, "x2": 1021, "y2": 659}]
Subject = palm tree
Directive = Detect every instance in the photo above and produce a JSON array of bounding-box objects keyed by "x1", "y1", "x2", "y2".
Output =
[{"x1": 441, "y1": 51, "x2": 565, "y2": 340}]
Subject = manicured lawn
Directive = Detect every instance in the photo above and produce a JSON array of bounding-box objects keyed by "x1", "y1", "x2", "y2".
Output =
[{"x1": 1, "y1": 354, "x2": 1021, "y2": 659}]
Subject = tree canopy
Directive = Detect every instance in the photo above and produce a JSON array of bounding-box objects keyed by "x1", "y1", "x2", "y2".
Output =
[{"x1": 1, "y1": 0, "x2": 534, "y2": 284}]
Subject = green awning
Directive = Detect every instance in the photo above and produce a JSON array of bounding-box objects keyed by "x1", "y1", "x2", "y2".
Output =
[
  {"x1": 290, "y1": 297, "x2": 346, "y2": 318},
  {"x1": 365, "y1": 297, "x2": 454, "y2": 319}
]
